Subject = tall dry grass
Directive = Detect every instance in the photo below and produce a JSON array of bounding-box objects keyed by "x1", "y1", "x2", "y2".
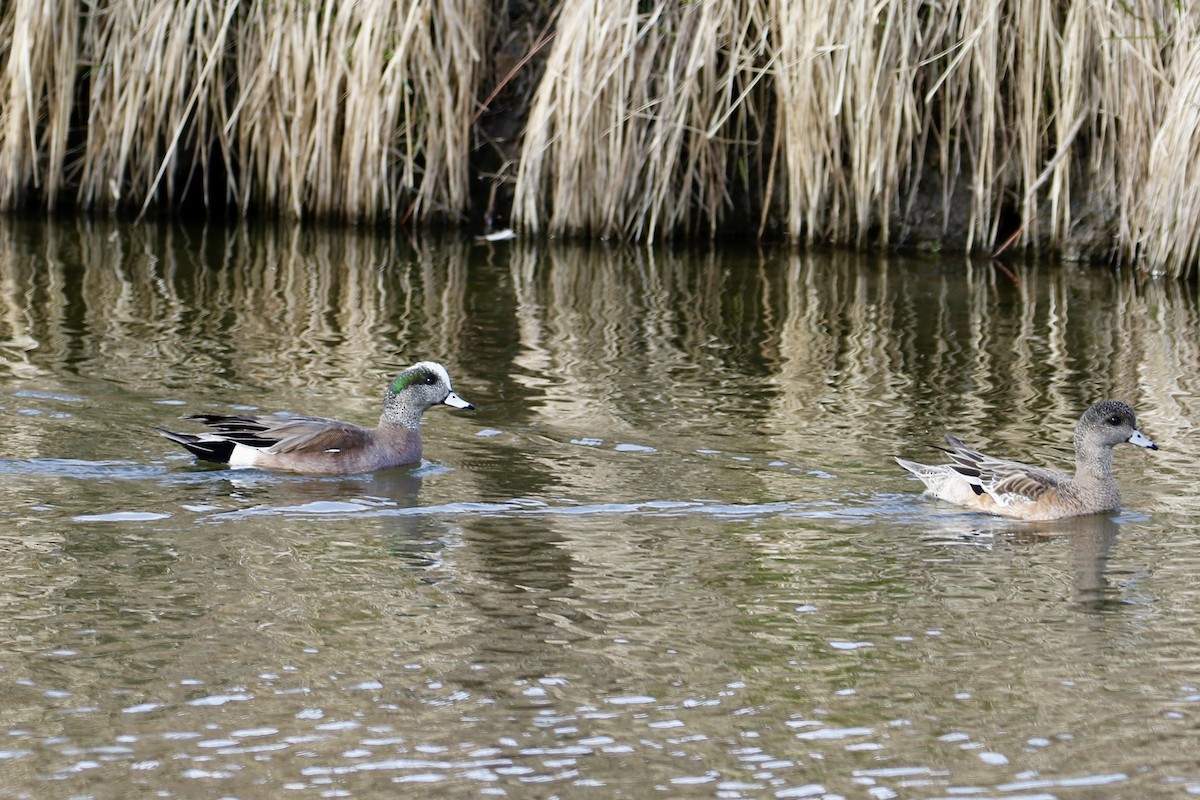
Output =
[
  {"x1": 229, "y1": 0, "x2": 483, "y2": 222},
  {"x1": 0, "y1": 0, "x2": 484, "y2": 222},
  {"x1": 0, "y1": 0, "x2": 78, "y2": 209},
  {"x1": 76, "y1": 0, "x2": 237, "y2": 211},
  {"x1": 514, "y1": 0, "x2": 771, "y2": 240},
  {"x1": 1129, "y1": 29, "x2": 1200, "y2": 278},
  {"x1": 4, "y1": 1, "x2": 1200, "y2": 274},
  {"x1": 512, "y1": 0, "x2": 1200, "y2": 277}
]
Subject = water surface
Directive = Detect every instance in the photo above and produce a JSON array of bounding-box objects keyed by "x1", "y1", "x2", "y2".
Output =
[{"x1": 0, "y1": 220, "x2": 1198, "y2": 798}]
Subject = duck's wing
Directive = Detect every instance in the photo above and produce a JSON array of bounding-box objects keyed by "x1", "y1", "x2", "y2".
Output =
[
  {"x1": 941, "y1": 435, "x2": 1068, "y2": 503},
  {"x1": 188, "y1": 414, "x2": 374, "y2": 455}
]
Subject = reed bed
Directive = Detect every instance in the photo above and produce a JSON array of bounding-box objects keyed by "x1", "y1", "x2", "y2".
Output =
[
  {"x1": 512, "y1": 0, "x2": 1200, "y2": 277},
  {"x1": 1, "y1": 0, "x2": 483, "y2": 222},
  {"x1": 2, "y1": 0, "x2": 1200, "y2": 275},
  {"x1": 513, "y1": 0, "x2": 771, "y2": 240},
  {"x1": 228, "y1": 0, "x2": 484, "y2": 221}
]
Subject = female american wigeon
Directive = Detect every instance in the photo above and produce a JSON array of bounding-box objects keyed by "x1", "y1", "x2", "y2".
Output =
[
  {"x1": 158, "y1": 361, "x2": 473, "y2": 474},
  {"x1": 895, "y1": 399, "x2": 1157, "y2": 521}
]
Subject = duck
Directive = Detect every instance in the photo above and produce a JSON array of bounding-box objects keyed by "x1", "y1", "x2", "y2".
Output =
[
  {"x1": 895, "y1": 399, "x2": 1157, "y2": 520},
  {"x1": 158, "y1": 361, "x2": 474, "y2": 474}
]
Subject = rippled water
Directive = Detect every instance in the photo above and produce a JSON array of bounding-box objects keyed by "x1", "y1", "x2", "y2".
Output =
[{"x1": 0, "y1": 219, "x2": 1198, "y2": 798}]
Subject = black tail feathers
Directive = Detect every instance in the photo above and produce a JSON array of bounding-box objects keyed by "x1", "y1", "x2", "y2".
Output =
[{"x1": 156, "y1": 428, "x2": 236, "y2": 464}]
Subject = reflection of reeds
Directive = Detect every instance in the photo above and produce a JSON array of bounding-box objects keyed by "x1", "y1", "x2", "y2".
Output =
[
  {"x1": 503, "y1": 242, "x2": 1197, "y2": 492},
  {"x1": 510, "y1": 242, "x2": 1197, "y2": 512},
  {"x1": 1, "y1": 222, "x2": 1198, "y2": 468},
  {"x1": 0, "y1": 222, "x2": 1196, "y2": 514},
  {"x1": 776, "y1": 256, "x2": 1198, "y2": 481},
  {"x1": 0, "y1": 220, "x2": 475, "y2": 410},
  {"x1": 2, "y1": 223, "x2": 1196, "y2": 431}
]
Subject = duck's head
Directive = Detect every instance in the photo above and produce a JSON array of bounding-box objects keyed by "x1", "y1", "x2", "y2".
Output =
[
  {"x1": 1078, "y1": 399, "x2": 1157, "y2": 451},
  {"x1": 383, "y1": 361, "x2": 474, "y2": 425}
]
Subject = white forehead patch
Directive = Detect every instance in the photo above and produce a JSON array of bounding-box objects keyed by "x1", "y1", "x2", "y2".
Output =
[{"x1": 411, "y1": 361, "x2": 452, "y2": 387}]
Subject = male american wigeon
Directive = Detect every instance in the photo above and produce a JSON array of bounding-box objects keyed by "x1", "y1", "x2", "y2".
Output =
[
  {"x1": 158, "y1": 361, "x2": 473, "y2": 474},
  {"x1": 895, "y1": 399, "x2": 1157, "y2": 521}
]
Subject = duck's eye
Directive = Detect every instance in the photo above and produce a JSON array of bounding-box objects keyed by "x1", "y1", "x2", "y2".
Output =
[
  {"x1": 1106, "y1": 414, "x2": 1122, "y2": 426},
  {"x1": 423, "y1": 374, "x2": 438, "y2": 385}
]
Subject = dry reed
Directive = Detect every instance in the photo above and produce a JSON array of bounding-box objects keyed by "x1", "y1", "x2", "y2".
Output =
[
  {"x1": 76, "y1": 0, "x2": 236, "y2": 211},
  {"x1": 0, "y1": 0, "x2": 484, "y2": 223},
  {"x1": 514, "y1": 0, "x2": 771, "y2": 240},
  {"x1": 0, "y1": 0, "x2": 78, "y2": 209},
  {"x1": 3, "y1": 1, "x2": 1200, "y2": 274},
  {"x1": 228, "y1": 0, "x2": 483, "y2": 222},
  {"x1": 1129, "y1": 27, "x2": 1200, "y2": 279},
  {"x1": 511, "y1": 0, "x2": 1200, "y2": 277}
]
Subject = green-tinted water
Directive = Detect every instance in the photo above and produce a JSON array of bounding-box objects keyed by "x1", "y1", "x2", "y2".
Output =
[{"x1": 0, "y1": 220, "x2": 1197, "y2": 799}]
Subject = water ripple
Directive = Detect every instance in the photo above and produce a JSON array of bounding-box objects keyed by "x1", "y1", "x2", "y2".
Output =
[
  {"x1": 0, "y1": 458, "x2": 166, "y2": 479},
  {"x1": 206, "y1": 497, "x2": 886, "y2": 523}
]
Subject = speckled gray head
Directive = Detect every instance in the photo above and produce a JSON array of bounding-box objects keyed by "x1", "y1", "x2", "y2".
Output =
[
  {"x1": 383, "y1": 361, "x2": 474, "y2": 426},
  {"x1": 1078, "y1": 399, "x2": 1157, "y2": 450}
]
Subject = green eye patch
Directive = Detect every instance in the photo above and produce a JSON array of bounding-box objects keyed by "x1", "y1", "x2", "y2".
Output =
[{"x1": 392, "y1": 368, "x2": 434, "y2": 393}]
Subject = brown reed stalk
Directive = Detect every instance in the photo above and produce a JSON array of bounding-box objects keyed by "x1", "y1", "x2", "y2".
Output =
[
  {"x1": 2, "y1": 0, "x2": 483, "y2": 223},
  {"x1": 0, "y1": 0, "x2": 78, "y2": 211},
  {"x1": 1132, "y1": 35, "x2": 1200, "y2": 280},
  {"x1": 227, "y1": 0, "x2": 483, "y2": 223},
  {"x1": 514, "y1": 0, "x2": 771, "y2": 240},
  {"x1": 75, "y1": 0, "x2": 232, "y2": 211},
  {"x1": 509, "y1": 0, "x2": 1200, "y2": 279}
]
